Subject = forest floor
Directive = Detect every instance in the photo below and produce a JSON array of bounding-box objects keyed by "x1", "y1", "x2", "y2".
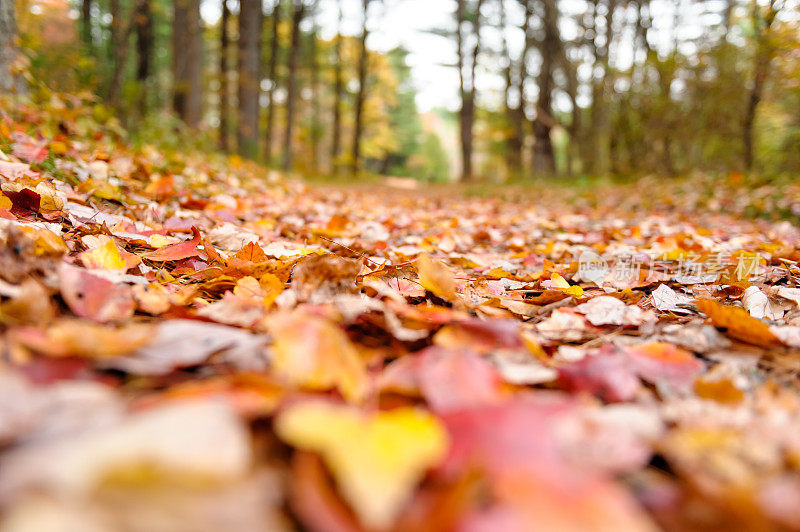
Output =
[{"x1": 2, "y1": 95, "x2": 800, "y2": 531}]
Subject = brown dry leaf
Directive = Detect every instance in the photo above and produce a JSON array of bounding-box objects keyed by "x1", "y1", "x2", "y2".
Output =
[{"x1": 696, "y1": 299, "x2": 782, "y2": 347}]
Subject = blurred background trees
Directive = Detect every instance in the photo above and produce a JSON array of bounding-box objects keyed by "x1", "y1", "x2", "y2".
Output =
[{"x1": 6, "y1": 0, "x2": 800, "y2": 181}]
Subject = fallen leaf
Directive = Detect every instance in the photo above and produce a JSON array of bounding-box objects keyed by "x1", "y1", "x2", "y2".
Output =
[
  {"x1": 263, "y1": 311, "x2": 367, "y2": 403},
  {"x1": 140, "y1": 227, "x2": 202, "y2": 261},
  {"x1": 276, "y1": 401, "x2": 448, "y2": 529},
  {"x1": 416, "y1": 253, "x2": 457, "y2": 301},
  {"x1": 696, "y1": 299, "x2": 782, "y2": 347},
  {"x1": 59, "y1": 263, "x2": 134, "y2": 322}
]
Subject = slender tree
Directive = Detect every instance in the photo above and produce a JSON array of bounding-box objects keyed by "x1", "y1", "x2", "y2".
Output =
[
  {"x1": 351, "y1": 0, "x2": 372, "y2": 175},
  {"x1": 108, "y1": 0, "x2": 136, "y2": 108},
  {"x1": 0, "y1": 0, "x2": 22, "y2": 92},
  {"x1": 265, "y1": 0, "x2": 282, "y2": 163},
  {"x1": 532, "y1": 0, "x2": 559, "y2": 175},
  {"x1": 455, "y1": 0, "x2": 485, "y2": 181},
  {"x1": 135, "y1": 0, "x2": 154, "y2": 113},
  {"x1": 331, "y1": 1, "x2": 345, "y2": 173},
  {"x1": 219, "y1": 0, "x2": 231, "y2": 152},
  {"x1": 309, "y1": 6, "x2": 321, "y2": 173},
  {"x1": 172, "y1": 0, "x2": 203, "y2": 126},
  {"x1": 237, "y1": 0, "x2": 263, "y2": 159},
  {"x1": 743, "y1": 0, "x2": 783, "y2": 170},
  {"x1": 510, "y1": 0, "x2": 532, "y2": 175},
  {"x1": 282, "y1": 0, "x2": 306, "y2": 170},
  {"x1": 81, "y1": 0, "x2": 93, "y2": 48}
]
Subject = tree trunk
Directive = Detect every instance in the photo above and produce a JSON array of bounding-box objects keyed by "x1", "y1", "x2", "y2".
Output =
[
  {"x1": 172, "y1": 0, "x2": 203, "y2": 126},
  {"x1": 237, "y1": 0, "x2": 263, "y2": 159},
  {"x1": 0, "y1": 0, "x2": 22, "y2": 93},
  {"x1": 265, "y1": 0, "x2": 281, "y2": 163},
  {"x1": 351, "y1": 0, "x2": 371, "y2": 176},
  {"x1": 744, "y1": 0, "x2": 780, "y2": 171},
  {"x1": 309, "y1": 14, "x2": 321, "y2": 173},
  {"x1": 108, "y1": 0, "x2": 133, "y2": 108},
  {"x1": 456, "y1": 0, "x2": 484, "y2": 182},
  {"x1": 331, "y1": 1, "x2": 344, "y2": 174},
  {"x1": 511, "y1": 0, "x2": 532, "y2": 176},
  {"x1": 282, "y1": 1, "x2": 305, "y2": 171},
  {"x1": 499, "y1": 0, "x2": 516, "y2": 175},
  {"x1": 533, "y1": 0, "x2": 558, "y2": 176},
  {"x1": 588, "y1": 0, "x2": 617, "y2": 175},
  {"x1": 135, "y1": 0, "x2": 153, "y2": 114},
  {"x1": 81, "y1": 0, "x2": 93, "y2": 48},
  {"x1": 219, "y1": 0, "x2": 231, "y2": 152}
]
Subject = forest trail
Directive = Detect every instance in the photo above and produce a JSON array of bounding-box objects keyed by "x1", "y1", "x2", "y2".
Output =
[{"x1": 2, "y1": 98, "x2": 800, "y2": 530}]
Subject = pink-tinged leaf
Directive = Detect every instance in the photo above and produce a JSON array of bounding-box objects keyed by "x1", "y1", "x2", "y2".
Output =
[
  {"x1": 436, "y1": 397, "x2": 574, "y2": 481},
  {"x1": 435, "y1": 398, "x2": 657, "y2": 531},
  {"x1": 558, "y1": 348, "x2": 641, "y2": 403},
  {"x1": 434, "y1": 319, "x2": 524, "y2": 353},
  {"x1": 11, "y1": 133, "x2": 49, "y2": 164},
  {"x1": 59, "y1": 263, "x2": 134, "y2": 322},
  {"x1": 140, "y1": 226, "x2": 202, "y2": 261},
  {"x1": 381, "y1": 347, "x2": 505, "y2": 412},
  {"x1": 623, "y1": 342, "x2": 704, "y2": 388},
  {"x1": 0, "y1": 161, "x2": 35, "y2": 180}
]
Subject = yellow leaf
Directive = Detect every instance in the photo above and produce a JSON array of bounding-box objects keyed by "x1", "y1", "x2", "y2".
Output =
[
  {"x1": 549, "y1": 273, "x2": 584, "y2": 297},
  {"x1": 417, "y1": 253, "x2": 457, "y2": 301},
  {"x1": 79, "y1": 238, "x2": 126, "y2": 270},
  {"x1": 147, "y1": 234, "x2": 172, "y2": 248},
  {"x1": 49, "y1": 141, "x2": 68, "y2": 155},
  {"x1": 259, "y1": 272, "x2": 284, "y2": 308},
  {"x1": 0, "y1": 194, "x2": 11, "y2": 210},
  {"x1": 263, "y1": 312, "x2": 367, "y2": 402},
  {"x1": 34, "y1": 182, "x2": 64, "y2": 213},
  {"x1": 276, "y1": 402, "x2": 448, "y2": 529}
]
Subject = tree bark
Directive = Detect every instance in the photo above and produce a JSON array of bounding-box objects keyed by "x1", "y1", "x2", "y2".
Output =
[
  {"x1": 282, "y1": 0, "x2": 305, "y2": 171},
  {"x1": 511, "y1": 0, "x2": 532, "y2": 176},
  {"x1": 237, "y1": 0, "x2": 263, "y2": 159},
  {"x1": 81, "y1": 0, "x2": 93, "y2": 48},
  {"x1": 0, "y1": 0, "x2": 22, "y2": 92},
  {"x1": 588, "y1": 0, "x2": 617, "y2": 175},
  {"x1": 219, "y1": 0, "x2": 231, "y2": 152},
  {"x1": 265, "y1": 0, "x2": 282, "y2": 163},
  {"x1": 351, "y1": 0, "x2": 371, "y2": 176},
  {"x1": 135, "y1": 0, "x2": 153, "y2": 113},
  {"x1": 108, "y1": 0, "x2": 133, "y2": 108},
  {"x1": 456, "y1": 0, "x2": 484, "y2": 182},
  {"x1": 309, "y1": 12, "x2": 321, "y2": 173},
  {"x1": 172, "y1": 0, "x2": 203, "y2": 126},
  {"x1": 331, "y1": 1, "x2": 344, "y2": 174},
  {"x1": 532, "y1": 0, "x2": 558, "y2": 176},
  {"x1": 498, "y1": 0, "x2": 518, "y2": 175},
  {"x1": 744, "y1": 0, "x2": 780, "y2": 171}
]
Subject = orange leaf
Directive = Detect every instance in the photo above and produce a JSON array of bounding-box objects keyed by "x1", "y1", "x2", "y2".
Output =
[{"x1": 695, "y1": 298, "x2": 782, "y2": 347}]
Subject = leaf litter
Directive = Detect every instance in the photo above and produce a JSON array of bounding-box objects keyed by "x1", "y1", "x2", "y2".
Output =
[{"x1": 2, "y1": 96, "x2": 800, "y2": 530}]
